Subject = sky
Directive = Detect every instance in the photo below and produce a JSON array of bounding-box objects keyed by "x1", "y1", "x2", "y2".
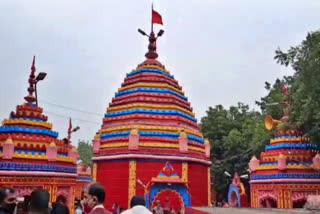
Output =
[{"x1": 0, "y1": 0, "x2": 320, "y2": 145}]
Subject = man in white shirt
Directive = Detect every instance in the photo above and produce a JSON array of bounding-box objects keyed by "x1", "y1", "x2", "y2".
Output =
[{"x1": 121, "y1": 195, "x2": 151, "y2": 214}]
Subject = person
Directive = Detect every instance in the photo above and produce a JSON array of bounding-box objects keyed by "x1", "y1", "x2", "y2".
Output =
[
  {"x1": 163, "y1": 198, "x2": 170, "y2": 214},
  {"x1": 82, "y1": 182, "x2": 111, "y2": 214},
  {"x1": 118, "y1": 207, "x2": 124, "y2": 213},
  {"x1": 51, "y1": 195, "x2": 69, "y2": 214},
  {"x1": 29, "y1": 189, "x2": 50, "y2": 214},
  {"x1": 75, "y1": 200, "x2": 83, "y2": 214},
  {"x1": 121, "y1": 195, "x2": 151, "y2": 214},
  {"x1": 0, "y1": 188, "x2": 17, "y2": 214},
  {"x1": 153, "y1": 201, "x2": 163, "y2": 214},
  {"x1": 112, "y1": 203, "x2": 118, "y2": 214}
]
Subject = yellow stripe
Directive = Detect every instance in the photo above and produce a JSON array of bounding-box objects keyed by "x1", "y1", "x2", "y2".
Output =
[
  {"x1": 56, "y1": 156, "x2": 74, "y2": 163},
  {"x1": 99, "y1": 142, "x2": 205, "y2": 153},
  {"x1": 189, "y1": 146, "x2": 205, "y2": 153},
  {"x1": 270, "y1": 136, "x2": 310, "y2": 144},
  {"x1": 256, "y1": 164, "x2": 312, "y2": 170},
  {"x1": 100, "y1": 143, "x2": 129, "y2": 149},
  {"x1": 107, "y1": 103, "x2": 195, "y2": 117},
  {"x1": 118, "y1": 83, "x2": 184, "y2": 95},
  {"x1": 0, "y1": 140, "x2": 63, "y2": 150},
  {"x1": 135, "y1": 65, "x2": 170, "y2": 74},
  {"x1": 140, "y1": 143, "x2": 179, "y2": 148},
  {"x1": 3, "y1": 118, "x2": 52, "y2": 129},
  {"x1": 13, "y1": 152, "x2": 47, "y2": 160},
  {"x1": 100, "y1": 125, "x2": 203, "y2": 138}
]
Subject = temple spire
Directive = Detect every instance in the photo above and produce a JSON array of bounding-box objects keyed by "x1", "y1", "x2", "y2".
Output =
[
  {"x1": 24, "y1": 56, "x2": 37, "y2": 104},
  {"x1": 138, "y1": 6, "x2": 164, "y2": 60}
]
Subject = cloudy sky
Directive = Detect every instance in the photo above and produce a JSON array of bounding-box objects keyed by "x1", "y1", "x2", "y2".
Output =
[{"x1": 0, "y1": 0, "x2": 319, "y2": 145}]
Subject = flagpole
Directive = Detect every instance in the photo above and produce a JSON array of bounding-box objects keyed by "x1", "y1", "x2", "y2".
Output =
[{"x1": 151, "y1": 3, "x2": 153, "y2": 33}]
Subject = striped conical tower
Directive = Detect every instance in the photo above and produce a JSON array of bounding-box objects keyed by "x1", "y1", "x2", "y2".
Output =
[
  {"x1": 93, "y1": 28, "x2": 212, "y2": 210},
  {"x1": 0, "y1": 57, "x2": 78, "y2": 210}
]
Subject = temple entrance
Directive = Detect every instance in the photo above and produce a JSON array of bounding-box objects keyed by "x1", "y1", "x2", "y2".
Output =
[
  {"x1": 229, "y1": 190, "x2": 239, "y2": 207},
  {"x1": 152, "y1": 189, "x2": 184, "y2": 213},
  {"x1": 261, "y1": 197, "x2": 277, "y2": 208}
]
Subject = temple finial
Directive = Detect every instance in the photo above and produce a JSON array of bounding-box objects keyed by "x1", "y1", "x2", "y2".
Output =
[
  {"x1": 24, "y1": 56, "x2": 37, "y2": 104},
  {"x1": 138, "y1": 6, "x2": 164, "y2": 60}
]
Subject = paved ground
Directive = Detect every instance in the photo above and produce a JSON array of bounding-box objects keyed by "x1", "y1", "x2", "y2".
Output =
[{"x1": 192, "y1": 207, "x2": 320, "y2": 214}]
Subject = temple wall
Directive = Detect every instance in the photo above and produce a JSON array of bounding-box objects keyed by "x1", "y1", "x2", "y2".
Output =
[
  {"x1": 188, "y1": 163, "x2": 209, "y2": 206},
  {"x1": 96, "y1": 161, "x2": 129, "y2": 210}
]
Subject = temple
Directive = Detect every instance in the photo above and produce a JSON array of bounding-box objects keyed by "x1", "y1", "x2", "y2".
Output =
[
  {"x1": 249, "y1": 94, "x2": 320, "y2": 208},
  {"x1": 0, "y1": 57, "x2": 78, "y2": 210},
  {"x1": 92, "y1": 24, "x2": 212, "y2": 210},
  {"x1": 227, "y1": 173, "x2": 249, "y2": 208}
]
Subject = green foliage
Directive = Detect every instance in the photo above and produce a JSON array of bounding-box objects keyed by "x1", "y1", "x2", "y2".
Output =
[
  {"x1": 77, "y1": 140, "x2": 93, "y2": 167},
  {"x1": 255, "y1": 77, "x2": 294, "y2": 120},
  {"x1": 200, "y1": 103, "x2": 271, "y2": 200},
  {"x1": 274, "y1": 30, "x2": 320, "y2": 142}
]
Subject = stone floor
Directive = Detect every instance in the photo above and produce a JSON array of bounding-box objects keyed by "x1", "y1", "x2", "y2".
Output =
[{"x1": 192, "y1": 207, "x2": 320, "y2": 214}]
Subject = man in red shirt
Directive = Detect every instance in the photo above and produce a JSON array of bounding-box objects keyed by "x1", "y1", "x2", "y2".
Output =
[{"x1": 82, "y1": 183, "x2": 112, "y2": 214}]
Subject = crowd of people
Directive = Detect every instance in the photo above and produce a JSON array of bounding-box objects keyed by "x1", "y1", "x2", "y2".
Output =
[{"x1": 0, "y1": 183, "x2": 177, "y2": 214}]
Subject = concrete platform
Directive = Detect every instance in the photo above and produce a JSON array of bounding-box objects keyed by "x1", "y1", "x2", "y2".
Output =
[{"x1": 192, "y1": 207, "x2": 320, "y2": 214}]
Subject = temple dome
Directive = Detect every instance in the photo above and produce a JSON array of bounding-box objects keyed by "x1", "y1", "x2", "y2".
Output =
[{"x1": 93, "y1": 32, "x2": 209, "y2": 161}]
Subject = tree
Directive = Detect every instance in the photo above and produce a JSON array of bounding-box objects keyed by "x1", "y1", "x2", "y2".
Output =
[
  {"x1": 274, "y1": 30, "x2": 320, "y2": 142},
  {"x1": 77, "y1": 140, "x2": 93, "y2": 167},
  {"x1": 255, "y1": 77, "x2": 294, "y2": 120},
  {"x1": 200, "y1": 103, "x2": 271, "y2": 200}
]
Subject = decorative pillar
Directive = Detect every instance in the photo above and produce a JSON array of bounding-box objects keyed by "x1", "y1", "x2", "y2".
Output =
[
  {"x1": 277, "y1": 189, "x2": 284, "y2": 208},
  {"x1": 179, "y1": 130, "x2": 188, "y2": 153},
  {"x1": 205, "y1": 139, "x2": 210, "y2": 158},
  {"x1": 93, "y1": 136, "x2": 100, "y2": 154},
  {"x1": 249, "y1": 156, "x2": 260, "y2": 172},
  {"x1": 51, "y1": 185, "x2": 58, "y2": 203},
  {"x1": 128, "y1": 161, "x2": 137, "y2": 208},
  {"x1": 3, "y1": 135, "x2": 15, "y2": 159},
  {"x1": 208, "y1": 167, "x2": 212, "y2": 206},
  {"x1": 129, "y1": 129, "x2": 139, "y2": 150},
  {"x1": 312, "y1": 154, "x2": 320, "y2": 170},
  {"x1": 92, "y1": 163, "x2": 97, "y2": 182},
  {"x1": 278, "y1": 154, "x2": 287, "y2": 171},
  {"x1": 283, "y1": 190, "x2": 292, "y2": 208},
  {"x1": 68, "y1": 147, "x2": 78, "y2": 164},
  {"x1": 181, "y1": 162, "x2": 188, "y2": 182},
  {"x1": 251, "y1": 186, "x2": 258, "y2": 208},
  {"x1": 46, "y1": 142, "x2": 57, "y2": 162}
]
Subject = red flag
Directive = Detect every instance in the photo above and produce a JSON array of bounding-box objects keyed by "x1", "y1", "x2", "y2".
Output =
[
  {"x1": 283, "y1": 84, "x2": 288, "y2": 95},
  {"x1": 152, "y1": 9, "x2": 163, "y2": 25},
  {"x1": 68, "y1": 118, "x2": 72, "y2": 135}
]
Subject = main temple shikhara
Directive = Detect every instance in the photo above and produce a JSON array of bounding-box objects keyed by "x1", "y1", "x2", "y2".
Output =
[{"x1": 92, "y1": 26, "x2": 212, "y2": 210}]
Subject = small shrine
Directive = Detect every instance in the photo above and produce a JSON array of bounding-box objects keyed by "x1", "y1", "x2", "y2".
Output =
[
  {"x1": 249, "y1": 91, "x2": 320, "y2": 208},
  {"x1": 75, "y1": 163, "x2": 92, "y2": 199},
  {"x1": 227, "y1": 173, "x2": 249, "y2": 208},
  {"x1": 0, "y1": 57, "x2": 78, "y2": 210}
]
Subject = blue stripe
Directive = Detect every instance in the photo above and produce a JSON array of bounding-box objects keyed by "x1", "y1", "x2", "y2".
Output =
[
  {"x1": 187, "y1": 135, "x2": 205, "y2": 144},
  {"x1": 266, "y1": 143, "x2": 319, "y2": 151},
  {"x1": 100, "y1": 131, "x2": 204, "y2": 144},
  {"x1": 251, "y1": 173, "x2": 320, "y2": 180},
  {"x1": 14, "y1": 149, "x2": 46, "y2": 156},
  {"x1": 0, "y1": 162, "x2": 76, "y2": 173},
  {"x1": 127, "y1": 68, "x2": 174, "y2": 79},
  {"x1": 115, "y1": 88, "x2": 188, "y2": 101},
  {"x1": 101, "y1": 131, "x2": 130, "y2": 140},
  {"x1": 0, "y1": 126, "x2": 58, "y2": 138},
  {"x1": 105, "y1": 109, "x2": 196, "y2": 122}
]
